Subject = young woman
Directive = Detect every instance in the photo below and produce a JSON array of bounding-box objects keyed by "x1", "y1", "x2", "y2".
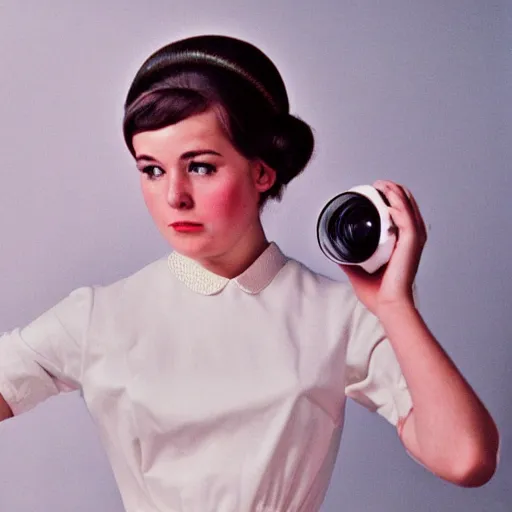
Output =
[{"x1": 0, "y1": 35, "x2": 499, "y2": 512}]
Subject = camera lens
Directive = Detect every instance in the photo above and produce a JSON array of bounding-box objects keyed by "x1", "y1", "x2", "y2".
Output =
[{"x1": 320, "y1": 192, "x2": 381, "y2": 264}]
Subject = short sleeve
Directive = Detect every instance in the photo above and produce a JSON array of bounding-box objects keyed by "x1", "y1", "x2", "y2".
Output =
[
  {"x1": 0, "y1": 286, "x2": 94, "y2": 416},
  {"x1": 344, "y1": 298, "x2": 413, "y2": 426}
]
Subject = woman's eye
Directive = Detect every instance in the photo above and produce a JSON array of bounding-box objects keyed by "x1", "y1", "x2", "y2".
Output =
[
  {"x1": 141, "y1": 166, "x2": 165, "y2": 179},
  {"x1": 189, "y1": 162, "x2": 216, "y2": 176}
]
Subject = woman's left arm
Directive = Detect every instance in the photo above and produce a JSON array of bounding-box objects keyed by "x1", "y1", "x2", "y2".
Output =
[{"x1": 340, "y1": 180, "x2": 499, "y2": 488}]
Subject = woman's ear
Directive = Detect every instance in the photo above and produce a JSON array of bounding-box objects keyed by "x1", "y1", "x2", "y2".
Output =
[{"x1": 252, "y1": 162, "x2": 277, "y2": 193}]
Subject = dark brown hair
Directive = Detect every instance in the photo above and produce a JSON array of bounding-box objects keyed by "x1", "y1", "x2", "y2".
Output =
[{"x1": 123, "y1": 35, "x2": 315, "y2": 207}]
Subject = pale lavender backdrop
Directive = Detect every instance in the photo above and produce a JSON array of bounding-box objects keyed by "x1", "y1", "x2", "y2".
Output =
[{"x1": 0, "y1": 1, "x2": 510, "y2": 511}]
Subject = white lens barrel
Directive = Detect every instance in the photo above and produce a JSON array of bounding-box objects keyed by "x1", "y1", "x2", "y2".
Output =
[{"x1": 317, "y1": 185, "x2": 396, "y2": 274}]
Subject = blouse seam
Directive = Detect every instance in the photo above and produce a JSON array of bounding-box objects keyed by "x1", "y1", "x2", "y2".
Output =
[
  {"x1": 54, "y1": 285, "x2": 96, "y2": 386},
  {"x1": 344, "y1": 298, "x2": 384, "y2": 390},
  {"x1": 77, "y1": 286, "x2": 95, "y2": 385},
  {"x1": 123, "y1": 356, "x2": 167, "y2": 511}
]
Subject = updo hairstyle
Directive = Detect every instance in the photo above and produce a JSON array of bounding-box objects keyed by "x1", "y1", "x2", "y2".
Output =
[{"x1": 123, "y1": 35, "x2": 315, "y2": 207}]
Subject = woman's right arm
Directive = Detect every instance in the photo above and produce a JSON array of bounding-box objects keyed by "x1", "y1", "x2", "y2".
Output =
[
  {"x1": 0, "y1": 393, "x2": 14, "y2": 420},
  {"x1": 0, "y1": 287, "x2": 94, "y2": 420}
]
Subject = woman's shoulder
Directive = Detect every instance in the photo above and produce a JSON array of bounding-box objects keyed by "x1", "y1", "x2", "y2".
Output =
[
  {"x1": 88, "y1": 255, "x2": 172, "y2": 302},
  {"x1": 278, "y1": 254, "x2": 356, "y2": 302},
  {"x1": 281, "y1": 253, "x2": 340, "y2": 284}
]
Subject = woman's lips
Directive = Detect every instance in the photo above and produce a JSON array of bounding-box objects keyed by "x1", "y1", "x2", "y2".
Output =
[{"x1": 170, "y1": 222, "x2": 204, "y2": 233}]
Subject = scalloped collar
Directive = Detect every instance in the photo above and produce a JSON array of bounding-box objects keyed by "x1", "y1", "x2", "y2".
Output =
[{"x1": 167, "y1": 242, "x2": 289, "y2": 295}]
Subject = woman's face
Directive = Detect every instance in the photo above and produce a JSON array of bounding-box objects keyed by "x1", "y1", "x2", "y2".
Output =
[{"x1": 132, "y1": 109, "x2": 275, "y2": 262}]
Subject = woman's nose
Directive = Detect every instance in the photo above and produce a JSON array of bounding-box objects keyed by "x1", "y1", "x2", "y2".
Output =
[{"x1": 167, "y1": 174, "x2": 194, "y2": 210}]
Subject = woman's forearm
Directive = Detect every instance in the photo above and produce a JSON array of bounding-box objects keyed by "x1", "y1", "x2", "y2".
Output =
[{"x1": 377, "y1": 300, "x2": 499, "y2": 486}]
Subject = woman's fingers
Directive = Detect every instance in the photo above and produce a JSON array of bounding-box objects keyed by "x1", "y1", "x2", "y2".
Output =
[
  {"x1": 374, "y1": 180, "x2": 427, "y2": 245},
  {"x1": 403, "y1": 187, "x2": 428, "y2": 244},
  {"x1": 374, "y1": 180, "x2": 414, "y2": 233}
]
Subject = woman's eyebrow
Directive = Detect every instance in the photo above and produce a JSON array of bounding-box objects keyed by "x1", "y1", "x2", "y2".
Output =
[
  {"x1": 180, "y1": 149, "x2": 222, "y2": 159},
  {"x1": 135, "y1": 154, "x2": 159, "y2": 163},
  {"x1": 135, "y1": 150, "x2": 222, "y2": 163}
]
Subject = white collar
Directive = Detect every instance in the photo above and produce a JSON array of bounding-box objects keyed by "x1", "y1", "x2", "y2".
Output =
[{"x1": 167, "y1": 242, "x2": 289, "y2": 295}]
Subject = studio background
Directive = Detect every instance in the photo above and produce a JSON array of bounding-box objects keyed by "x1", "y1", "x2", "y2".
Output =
[{"x1": 0, "y1": 1, "x2": 510, "y2": 511}]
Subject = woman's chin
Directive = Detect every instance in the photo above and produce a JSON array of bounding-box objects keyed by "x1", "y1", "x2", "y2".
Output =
[{"x1": 167, "y1": 235, "x2": 213, "y2": 259}]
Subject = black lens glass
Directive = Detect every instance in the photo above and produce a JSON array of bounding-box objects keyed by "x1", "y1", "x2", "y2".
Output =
[{"x1": 326, "y1": 194, "x2": 380, "y2": 263}]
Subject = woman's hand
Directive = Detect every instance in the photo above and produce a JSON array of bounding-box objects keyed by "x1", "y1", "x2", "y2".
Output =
[{"x1": 339, "y1": 180, "x2": 428, "y2": 316}]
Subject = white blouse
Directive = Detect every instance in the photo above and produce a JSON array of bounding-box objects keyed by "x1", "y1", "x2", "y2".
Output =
[{"x1": 0, "y1": 242, "x2": 412, "y2": 512}]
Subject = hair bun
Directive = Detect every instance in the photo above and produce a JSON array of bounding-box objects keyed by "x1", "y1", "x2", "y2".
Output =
[{"x1": 259, "y1": 113, "x2": 315, "y2": 187}]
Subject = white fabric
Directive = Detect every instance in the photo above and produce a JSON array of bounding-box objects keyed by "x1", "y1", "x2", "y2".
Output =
[{"x1": 0, "y1": 242, "x2": 412, "y2": 512}]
